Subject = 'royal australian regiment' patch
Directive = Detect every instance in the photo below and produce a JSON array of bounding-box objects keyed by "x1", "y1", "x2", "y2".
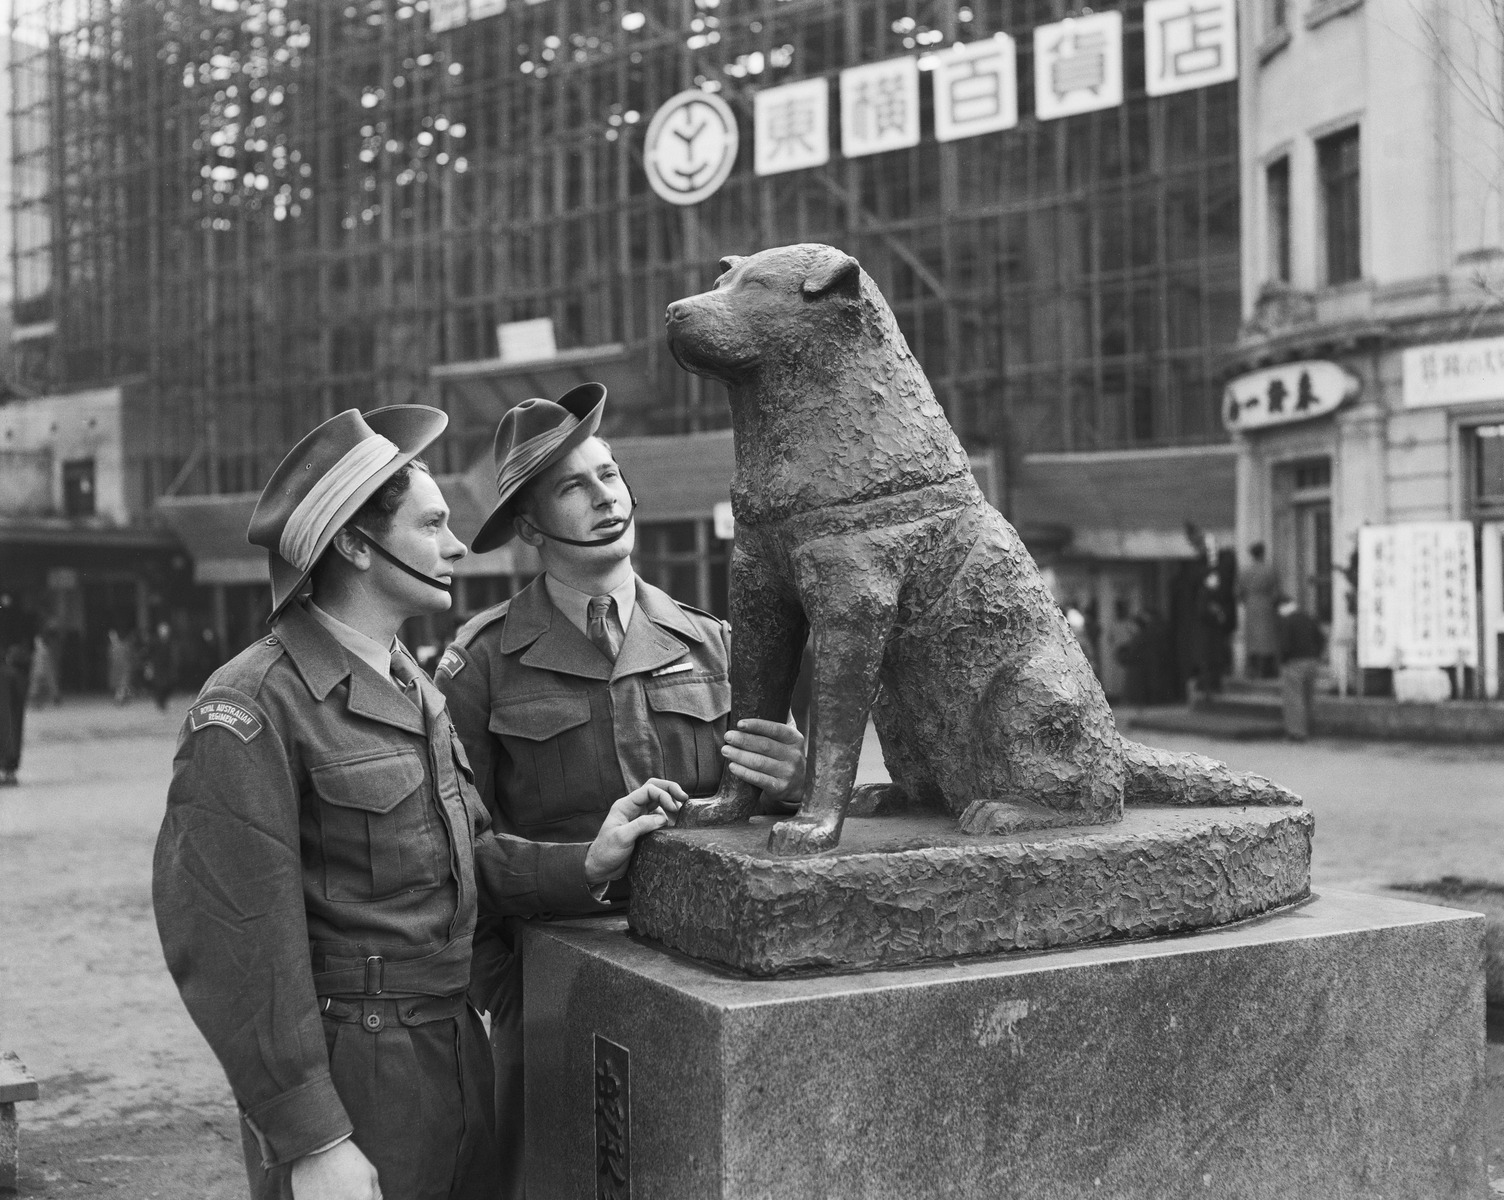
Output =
[{"x1": 188, "y1": 700, "x2": 264, "y2": 743}]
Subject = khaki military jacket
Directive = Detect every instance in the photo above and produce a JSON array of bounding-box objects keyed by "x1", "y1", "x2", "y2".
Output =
[
  {"x1": 438, "y1": 575, "x2": 731, "y2": 844},
  {"x1": 152, "y1": 602, "x2": 599, "y2": 1169}
]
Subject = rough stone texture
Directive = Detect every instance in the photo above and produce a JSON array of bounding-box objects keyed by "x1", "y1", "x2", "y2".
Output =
[
  {"x1": 664, "y1": 244, "x2": 1297, "y2": 855},
  {"x1": 629, "y1": 807, "x2": 1312, "y2": 975},
  {"x1": 524, "y1": 890, "x2": 1486, "y2": 1200}
]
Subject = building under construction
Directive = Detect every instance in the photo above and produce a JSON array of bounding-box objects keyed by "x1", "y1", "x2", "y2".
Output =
[{"x1": 7, "y1": 0, "x2": 1240, "y2": 695}]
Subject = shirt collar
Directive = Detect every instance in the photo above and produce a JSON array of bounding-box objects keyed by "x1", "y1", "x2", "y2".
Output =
[
  {"x1": 308, "y1": 601, "x2": 398, "y2": 680},
  {"x1": 544, "y1": 571, "x2": 637, "y2": 637}
]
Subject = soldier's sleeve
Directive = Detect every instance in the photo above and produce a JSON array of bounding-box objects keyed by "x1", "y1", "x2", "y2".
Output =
[
  {"x1": 152, "y1": 686, "x2": 351, "y2": 1168},
  {"x1": 471, "y1": 826, "x2": 603, "y2": 918},
  {"x1": 436, "y1": 642, "x2": 498, "y2": 819}
]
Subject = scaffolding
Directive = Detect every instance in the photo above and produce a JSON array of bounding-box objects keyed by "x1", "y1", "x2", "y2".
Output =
[{"x1": 9, "y1": 0, "x2": 1239, "y2": 511}]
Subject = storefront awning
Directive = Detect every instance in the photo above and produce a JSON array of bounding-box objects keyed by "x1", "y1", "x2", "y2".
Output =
[
  {"x1": 1011, "y1": 444, "x2": 1236, "y2": 560},
  {"x1": 432, "y1": 344, "x2": 647, "y2": 421},
  {"x1": 0, "y1": 517, "x2": 180, "y2": 552}
]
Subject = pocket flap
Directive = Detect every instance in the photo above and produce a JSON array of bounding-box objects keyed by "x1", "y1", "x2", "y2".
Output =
[
  {"x1": 644, "y1": 676, "x2": 731, "y2": 722},
  {"x1": 311, "y1": 749, "x2": 427, "y2": 814},
  {"x1": 488, "y1": 694, "x2": 593, "y2": 742}
]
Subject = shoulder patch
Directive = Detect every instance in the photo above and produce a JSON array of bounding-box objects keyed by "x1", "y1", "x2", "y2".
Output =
[
  {"x1": 436, "y1": 646, "x2": 466, "y2": 678},
  {"x1": 187, "y1": 699, "x2": 264, "y2": 744},
  {"x1": 453, "y1": 599, "x2": 512, "y2": 649}
]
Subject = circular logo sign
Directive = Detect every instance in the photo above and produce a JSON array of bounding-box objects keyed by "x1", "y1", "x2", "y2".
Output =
[{"x1": 643, "y1": 90, "x2": 739, "y2": 207}]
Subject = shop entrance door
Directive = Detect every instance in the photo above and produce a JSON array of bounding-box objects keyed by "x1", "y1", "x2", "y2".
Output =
[
  {"x1": 1273, "y1": 457, "x2": 1333, "y2": 625},
  {"x1": 1294, "y1": 500, "x2": 1333, "y2": 623}
]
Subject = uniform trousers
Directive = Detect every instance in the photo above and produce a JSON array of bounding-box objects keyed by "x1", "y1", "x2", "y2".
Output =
[{"x1": 240, "y1": 995, "x2": 499, "y2": 1200}]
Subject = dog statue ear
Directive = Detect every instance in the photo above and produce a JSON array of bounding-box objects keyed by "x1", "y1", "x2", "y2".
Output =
[
  {"x1": 802, "y1": 252, "x2": 861, "y2": 299},
  {"x1": 717, "y1": 255, "x2": 744, "y2": 276}
]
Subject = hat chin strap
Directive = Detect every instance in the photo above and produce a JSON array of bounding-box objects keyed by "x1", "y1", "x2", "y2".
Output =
[
  {"x1": 351, "y1": 528, "x2": 454, "y2": 592},
  {"x1": 524, "y1": 491, "x2": 639, "y2": 549}
]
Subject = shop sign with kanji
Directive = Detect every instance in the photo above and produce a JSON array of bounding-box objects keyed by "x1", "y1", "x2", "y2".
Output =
[
  {"x1": 1222, "y1": 360, "x2": 1360, "y2": 432},
  {"x1": 840, "y1": 57, "x2": 921, "y2": 158},
  {"x1": 1144, "y1": 0, "x2": 1237, "y2": 97},
  {"x1": 933, "y1": 36, "x2": 1019, "y2": 142},
  {"x1": 1033, "y1": 11, "x2": 1123, "y2": 121},
  {"x1": 754, "y1": 78, "x2": 830, "y2": 176}
]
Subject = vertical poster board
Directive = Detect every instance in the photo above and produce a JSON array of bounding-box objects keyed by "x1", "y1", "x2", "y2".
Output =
[{"x1": 1357, "y1": 522, "x2": 1477, "y2": 668}]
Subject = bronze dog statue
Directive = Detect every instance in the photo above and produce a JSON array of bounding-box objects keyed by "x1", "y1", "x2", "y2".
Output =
[{"x1": 666, "y1": 243, "x2": 1297, "y2": 855}]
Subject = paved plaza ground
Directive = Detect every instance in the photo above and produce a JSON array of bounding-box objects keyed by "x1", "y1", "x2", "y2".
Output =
[{"x1": 0, "y1": 697, "x2": 1500, "y2": 1196}]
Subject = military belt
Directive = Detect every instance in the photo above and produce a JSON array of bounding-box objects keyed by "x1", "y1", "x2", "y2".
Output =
[{"x1": 311, "y1": 934, "x2": 473, "y2": 999}]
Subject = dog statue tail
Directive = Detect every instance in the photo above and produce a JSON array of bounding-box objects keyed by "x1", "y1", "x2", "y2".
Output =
[{"x1": 1120, "y1": 739, "x2": 1301, "y2": 807}]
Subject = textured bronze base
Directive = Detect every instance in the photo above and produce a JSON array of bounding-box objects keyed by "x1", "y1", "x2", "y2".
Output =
[{"x1": 627, "y1": 807, "x2": 1314, "y2": 976}]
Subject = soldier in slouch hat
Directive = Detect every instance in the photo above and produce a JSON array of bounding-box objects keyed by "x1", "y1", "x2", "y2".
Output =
[
  {"x1": 437, "y1": 384, "x2": 805, "y2": 1197},
  {"x1": 153, "y1": 405, "x2": 681, "y2": 1200}
]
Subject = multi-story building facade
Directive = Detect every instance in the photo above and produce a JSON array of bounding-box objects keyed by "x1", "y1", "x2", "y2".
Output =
[
  {"x1": 10, "y1": 0, "x2": 1244, "y2": 692},
  {"x1": 1232, "y1": 0, "x2": 1504, "y2": 694}
]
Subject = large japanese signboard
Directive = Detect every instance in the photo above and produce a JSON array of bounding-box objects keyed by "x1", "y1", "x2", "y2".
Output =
[
  {"x1": 754, "y1": 78, "x2": 830, "y2": 176},
  {"x1": 1143, "y1": 0, "x2": 1237, "y2": 96},
  {"x1": 1358, "y1": 522, "x2": 1478, "y2": 669},
  {"x1": 840, "y1": 58, "x2": 921, "y2": 158},
  {"x1": 1034, "y1": 11, "x2": 1123, "y2": 121},
  {"x1": 636, "y1": 5, "x2": 1234, "y2": 198},
  {"x1": 933, "y1": 36, "x2": 1019, "y2": 142}
]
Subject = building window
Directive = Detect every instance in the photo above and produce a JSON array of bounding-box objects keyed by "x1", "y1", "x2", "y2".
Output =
[
  {"x1": 1469, "y1": 424, "x2": 1504, "y2": 514},
  {"x1": 1266, "y1": 156, "x2": 1291, "y2": 283},
  {"x1": 61, "y1": 458, "x2": 96, "y2": 517},
  {"x1": 1317, "y1": 127, "x2": 1362, "y2": 285},
  {"x1": 634, "y1": 520, "x2": 729, "y2": 617}
]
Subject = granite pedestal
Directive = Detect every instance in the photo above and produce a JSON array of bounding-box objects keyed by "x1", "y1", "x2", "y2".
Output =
[{"x1": 523, "y1": 889, "x2": 1485, "y2": 1200}]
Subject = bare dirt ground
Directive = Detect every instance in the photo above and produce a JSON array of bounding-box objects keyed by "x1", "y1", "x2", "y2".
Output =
[{"x1": 0, "y1": 699, "x2": 1499, "y2": 1196}]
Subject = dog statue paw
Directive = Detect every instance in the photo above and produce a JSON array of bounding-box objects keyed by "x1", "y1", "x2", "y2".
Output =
[
  {"x1": 767, "y1": 813, "x2": 842, "y2": 855},
  {"x1": 678, "y1": 787, "x2": 760, "y2": 829}
]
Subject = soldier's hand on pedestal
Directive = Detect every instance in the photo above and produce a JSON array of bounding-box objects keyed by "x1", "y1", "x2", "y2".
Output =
[
  {"x1": 722, "y1": 718, "x2": 806, "y2": 806},
  {"x1": 290, "y1": 1138, "x2": 381, "y2": 1200},
  {"x1": 586, "y1": 779, "x2": 686, "y2": 884}
]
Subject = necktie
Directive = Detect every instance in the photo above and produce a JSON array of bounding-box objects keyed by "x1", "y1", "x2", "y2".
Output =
[
  {"x1": 587, "y1": 596, "x2": 624, "y2": 662},
  {"x1": 389, "y1": 648, "x2": 423, "y2": 713}
]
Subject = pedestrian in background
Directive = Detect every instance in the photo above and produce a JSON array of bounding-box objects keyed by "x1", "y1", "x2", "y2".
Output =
[
  {"x1": 0, "y1": 595, "x2": 35, "y2": 786},
  {"x1": 1237, "y1": 542, "x2": 1280, "y2": 680},
  {"x1": 144, "y1": 621, "x2": 177, "y2": 711},
  {"x1": 107, "y1": 629, "x2": 135, "y2": 705},
  {"x1": 28, "y1": 629, "x2": 60, "y2": 706},
  {"x1": 1278, "y1": 597, "x2": 1326, "y2": 741}
]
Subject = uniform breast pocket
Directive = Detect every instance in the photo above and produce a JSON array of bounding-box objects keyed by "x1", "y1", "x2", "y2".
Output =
[
  {"x1": 310, "y1": 748, "x2": 446, "y2": 902},
  {"x1": 644, "y1": 674, "x2": 730, "y2": 796},
  {"x1": 488, "y1": 693, "x2": 608, "y2": 828}
]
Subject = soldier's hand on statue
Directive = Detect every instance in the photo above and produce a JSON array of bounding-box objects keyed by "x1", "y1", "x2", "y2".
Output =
[
  {"x1": 290, "y1": 1138, "x2": 382, "y2": 1200},
  {"x1": 722, "y1": 718, "x2": 806, "y2": 804},
  {"x1": 585, "y1": 779, "x2": 687, "y2": 884}
]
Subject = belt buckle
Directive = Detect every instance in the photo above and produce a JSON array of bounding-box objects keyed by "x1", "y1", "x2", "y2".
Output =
[{"x1": 363, "y1": 955, "x2": 384, "y2": 996}]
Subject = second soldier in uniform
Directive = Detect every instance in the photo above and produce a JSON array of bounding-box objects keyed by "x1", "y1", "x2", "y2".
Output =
[{"x1": 437, "y1": 384, "x2": 805, "y2": 1197}]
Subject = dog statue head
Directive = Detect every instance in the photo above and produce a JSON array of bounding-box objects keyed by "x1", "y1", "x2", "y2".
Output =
[{"x1": 665, "y1": 243, "x2": 868, "y2": 386}]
